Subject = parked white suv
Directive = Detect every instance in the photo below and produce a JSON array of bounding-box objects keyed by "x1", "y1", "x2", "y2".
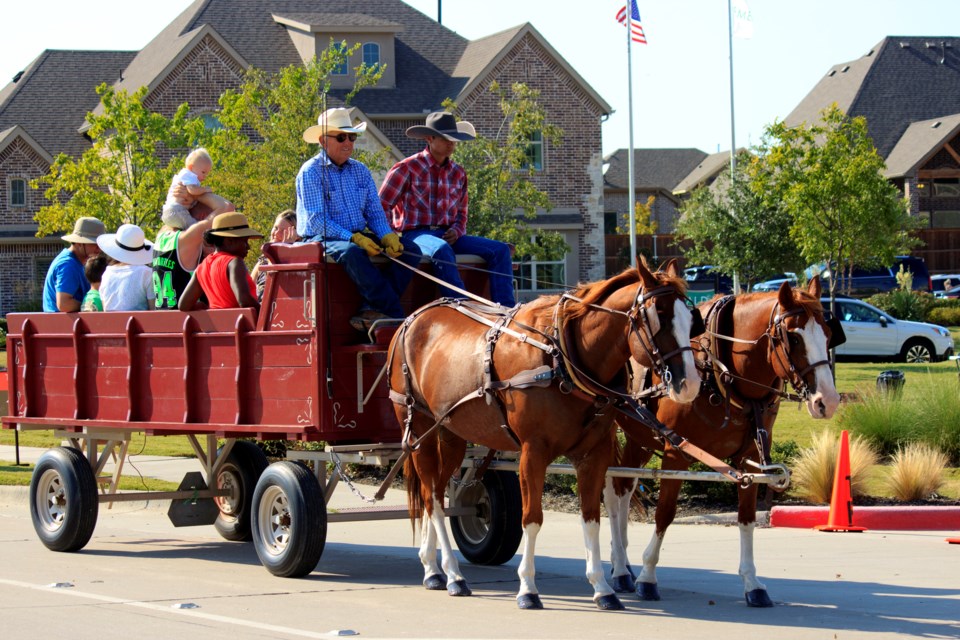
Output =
[{"x1": 821, "y1": 298, "x2": 954, "y2": 363}]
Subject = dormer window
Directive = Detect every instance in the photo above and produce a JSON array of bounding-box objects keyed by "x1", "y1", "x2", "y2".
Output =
[
  {"x1": 363, "y1": 42, "x2": 380, "y2": 68},
  {"x1": 273, "y1": 13, "x2": 402, "y2": 89},
  {"x1": 9, "y1": 178, "x2": 26, "y2": 207}
]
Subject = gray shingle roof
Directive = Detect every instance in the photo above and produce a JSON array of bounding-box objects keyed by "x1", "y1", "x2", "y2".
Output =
[
  {"x1": 0, "y1": 50, "x2": 137, "y2": 157},
  {"x1": 884, "y1": 114, "x2": 960, "y2": 177},
  {"x1": 786, "y1": 36, "x2": 960, "y2": 159},
  {"x1": 604, "y1": 148, "x2": 708, "y2": 191}
]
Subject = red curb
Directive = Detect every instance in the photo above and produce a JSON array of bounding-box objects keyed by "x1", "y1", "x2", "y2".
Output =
[{"x1": 770, "y1": 505, "x2": 960, "y2": 531}]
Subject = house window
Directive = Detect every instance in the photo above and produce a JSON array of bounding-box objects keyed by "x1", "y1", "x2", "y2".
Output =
[
  {"x1": 933, "y1": 179, "x2": 960, "y2": 197},
  {"x1": 362, "y1": 42, "x2": 380, "y2": 67},
  {"x1": 10, "y1": 178, "x2": 26, "y2": 207},
  {"x1": 332, "y1": 43, "x2": 348, "y2": 76},
  {"x1": 201, "y1": 113, "x2": 223, "y2": 130},
  {"x1": 932, "y1": 210, "x2": 960, "y2": 228},
  {"x1": 516, "y1": 236, "x2": 564, "y2": 293},
  {"x1": 523, "y1": 131, "x2": 543, "y2": 171}
]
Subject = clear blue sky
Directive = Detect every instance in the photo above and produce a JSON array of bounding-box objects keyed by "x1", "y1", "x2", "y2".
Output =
[{"x1": 3, "y1": 1, "x2": 959, "y2": 157}]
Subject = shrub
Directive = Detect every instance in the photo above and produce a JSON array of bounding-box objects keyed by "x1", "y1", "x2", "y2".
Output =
[
  {"x1": 865, "y1": 290, "x2": 934, "y2": 322},
  {"x1": 927, "y1": 306, "x2": 960, "y2": 327},
  {"x1": 887, "y1": 442, "x2": 946, "y2": 501},
  {"x1": 791, "y1": 430, "x2": 878, "y2": 503}
]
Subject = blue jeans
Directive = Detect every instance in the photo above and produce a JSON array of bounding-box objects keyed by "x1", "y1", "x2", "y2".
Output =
[
  {"x1": 319, "y1": 237, "x2": 422, "y2": 317},
  {"x1": 398, "y1": 230, "x2": 516, "y2": 306}
]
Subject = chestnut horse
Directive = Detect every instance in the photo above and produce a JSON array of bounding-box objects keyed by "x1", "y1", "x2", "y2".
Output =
[
  {"x1": 604, "y1": 278, "x2": 843, "y2": 607},
  {"x1": 388, "y1": 260, "x2": 700, "y2": 610}
]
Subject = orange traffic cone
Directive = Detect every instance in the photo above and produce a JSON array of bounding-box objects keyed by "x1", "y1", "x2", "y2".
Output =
[{"x1": 816, "y1": 430, "x2": 867, "y2": 532}]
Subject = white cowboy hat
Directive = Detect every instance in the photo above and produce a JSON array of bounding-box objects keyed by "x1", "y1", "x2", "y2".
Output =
[
  {"x1": 406, "y1": 111, "x2": 476, "y2": 141},
  {"x1": 62, "y1": 217, "x2": 106, "y2": 244},
  {"x1": 96, "y1": 223, "x2": 154, "y2": 265},
  {"x1": 302, "y1": 107, "x2": 367, "y2": 143}
]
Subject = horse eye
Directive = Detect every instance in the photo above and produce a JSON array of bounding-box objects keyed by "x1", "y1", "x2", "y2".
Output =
[{"x1": 788, "y1": 333, "x2": 801, "y2": 347}]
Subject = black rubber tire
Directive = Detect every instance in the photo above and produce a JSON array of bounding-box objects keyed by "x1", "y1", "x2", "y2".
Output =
[
  {"x1": 451, "y1": 470, "x2": 523, "y2": 565},
  {"x1": 901, "y1": 338, "x2": 934, "y2": 364},
  {"x1": 213, "y1": 441, "x2": 269, "y2": 542},
  {"x1": 29, "y1": 447, "x2": 99, "y2": 552},
  {"x1": 251, "y1": 461, "x2": 326, "y2": 577}
]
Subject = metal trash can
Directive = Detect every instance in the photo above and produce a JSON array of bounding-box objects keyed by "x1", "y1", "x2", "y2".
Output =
[{"x1": 876, "y1": 370, "x2": 905, "y2": 397}]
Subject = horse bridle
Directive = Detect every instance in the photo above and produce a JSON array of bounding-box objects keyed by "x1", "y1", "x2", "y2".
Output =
[{"x1": 767, "y1": 304, "x2": 832, "y2": 401}]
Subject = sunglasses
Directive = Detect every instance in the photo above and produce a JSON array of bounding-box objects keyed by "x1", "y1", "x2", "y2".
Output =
[{"x1": 326, "y1": 133, "x2": 358, "y2": 143}]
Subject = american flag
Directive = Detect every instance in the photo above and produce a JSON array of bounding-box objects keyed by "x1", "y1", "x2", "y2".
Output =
[{"x1": 616, "y1": 1, "x2": 647, "y2": 44}]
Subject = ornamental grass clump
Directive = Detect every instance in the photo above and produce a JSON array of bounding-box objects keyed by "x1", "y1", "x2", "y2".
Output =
[
  {"x1": 887, "y1": 442, "x2": 947, "y2": 501},
  {"x1": 791, "y1": 430, "x2": 878, "y2": 504}
]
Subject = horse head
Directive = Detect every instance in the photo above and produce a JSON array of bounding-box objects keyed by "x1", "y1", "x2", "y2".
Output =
[
  {"x1": 769, "y1": 277, "x2": 842, "y2": 418},
  {"x1": 628, "y1": 258, "x2": 701, "y2": 403}
]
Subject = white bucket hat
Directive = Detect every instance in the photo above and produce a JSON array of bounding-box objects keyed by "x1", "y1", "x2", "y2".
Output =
[
  {"x1": 302, "y1": 107, "x2": 367, "y2": 143},
  {"x1": 97, "y1": 224, "x2": 154, "y2": 265}
]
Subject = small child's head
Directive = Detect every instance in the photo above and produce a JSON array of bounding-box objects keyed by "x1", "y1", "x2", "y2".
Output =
[
  {"x1": 84, "y1": 253, "x2": 108, "y2": 288},
  {"x1": 185, "y1": 148, "x2": 212, "y2": 181}
]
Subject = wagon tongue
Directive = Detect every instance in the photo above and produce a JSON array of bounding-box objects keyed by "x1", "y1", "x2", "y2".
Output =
[{"x1": 614, "y1": 398, "x2": 746, "y2": 485}]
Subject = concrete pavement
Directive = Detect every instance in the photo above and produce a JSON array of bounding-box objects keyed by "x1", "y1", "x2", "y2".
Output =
[{"x1": 1, "y1": 479, "x2": 959, "y2": 639}]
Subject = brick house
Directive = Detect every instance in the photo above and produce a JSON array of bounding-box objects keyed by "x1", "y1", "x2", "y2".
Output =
[{"x1": 0, "y1": 0, "x2": 611, "y2": 312}]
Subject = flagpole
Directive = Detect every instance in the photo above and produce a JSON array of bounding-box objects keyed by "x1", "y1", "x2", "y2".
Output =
[
  {"x1": 727, "y1": 0, "x2": 739, "y2": 292},
  {"x1": 626, "y1": 3, "x2": 637, "y2": 266}
]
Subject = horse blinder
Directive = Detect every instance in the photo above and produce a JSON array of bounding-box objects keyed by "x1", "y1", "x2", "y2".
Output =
[
  {"x1": 689, "y1": 308, "x2": 706, "y2": 338},
  {"x1": 823, "y1": 311, "x2": 846, "y2": 350}
]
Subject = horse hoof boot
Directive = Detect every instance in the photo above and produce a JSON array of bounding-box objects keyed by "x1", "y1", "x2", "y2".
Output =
[
  {"x1": 447, "y1": 580, "x2": 472, "y2": 597},
  {"x1": 423, "y1": 574, "x2": 446, "y2": 591},
  {"x1": 611, "y1": 574, "x2": 636, "y2": 593},
  {"x1": 517, "y1": 593, "x2": 543, "y2": 610},
  {"x1": 637, "y1": 582, "x2": 661, "y2": 601},
  {"x1": 595, "y1": 594, "x2": 625, "y2": 610},
  {"x1": 745, "y1": 589, "x2": 774, "y2": 608}
]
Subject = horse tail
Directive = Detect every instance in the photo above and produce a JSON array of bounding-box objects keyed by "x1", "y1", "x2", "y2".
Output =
[{"x1": 404, "y1": 454, "x2": 424, "y2": 533}]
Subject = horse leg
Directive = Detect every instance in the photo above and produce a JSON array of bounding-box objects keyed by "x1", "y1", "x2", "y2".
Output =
[
  {"x1": 577, "y1": 452, "x2": 623, "y2": 610},
  {"x1": 636, "y1": 474, "x2": 683, "y2": 601},
  {"x1": 515, "y1": 446, "x2": 549, "y2": 610},
  {"x1": 737, "y1": 482, "x2": 772, "y2": 607},
  {"x1": 604, "y1": 477, "x2": 637, "y2": 593},
  {"x1": 414, "y1": 433, "x2": 471, "y2": 596}
]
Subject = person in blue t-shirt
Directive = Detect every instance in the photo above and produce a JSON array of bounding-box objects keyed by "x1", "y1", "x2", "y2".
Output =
[{"x1": 42, "y1": 217, "x2": 106, "y2": 312}]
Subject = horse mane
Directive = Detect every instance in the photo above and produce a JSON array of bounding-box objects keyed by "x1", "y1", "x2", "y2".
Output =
[{"x1": 563, "y1": 266, "x2": 687, "y2": 321}]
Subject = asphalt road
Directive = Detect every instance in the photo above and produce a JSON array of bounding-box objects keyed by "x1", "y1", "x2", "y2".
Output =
[{"x1": 1, "y1": 482, "x2": 958, "y2": 640}]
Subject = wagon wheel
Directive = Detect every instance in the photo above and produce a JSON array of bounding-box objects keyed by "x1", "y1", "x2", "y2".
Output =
[
  {"x1": 451, "y1": 470, "x2": 523, "y2": 565},
  {"x1": 251, "y1": 461, "x2": 327, "y2": 577},
  {"x1": 29, "y1": 447, "x2": 99, "y2": 552},
  {"x1": 214, "y1": 440, "x2": 269, "y2": 542}
]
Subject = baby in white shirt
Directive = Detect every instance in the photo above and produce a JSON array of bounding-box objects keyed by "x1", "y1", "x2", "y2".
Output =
[{"x1": 162, "y1": 148, "x2": 234, "y2": 228}]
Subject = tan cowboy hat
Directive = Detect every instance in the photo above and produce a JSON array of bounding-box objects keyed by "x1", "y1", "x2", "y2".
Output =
[
  {"x1": 406, "y1": 111, "x2": 476, "y2": 141},
  {"x1": 208, "y1": 212, "x2": 264, "y2": 239},
  {"x1": 302, "y1": 107, "x2": 367, "y2": 143},
  {"x1": 96, "y1": 223, "x2": 154, "y2": 265},
  {"x1": 62, "y1": 216, "x2": 106, "y2": 244}
]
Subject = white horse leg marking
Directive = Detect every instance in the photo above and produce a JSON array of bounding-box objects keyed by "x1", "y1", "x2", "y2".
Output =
[
  {"x1": 517, "y1": 523, "x2": 540, "y2": 597},
  {"x1": 604, "y1": 478, "x2": 634, "y2": 578},
  {"x1": 582, "y1": 518, "x2": 615, "y2": 600},
  {"x1": 429, "y1": 496, "x2": 466, "y2": 585},
  {"x1": 738, "y1": 522, "x2": 766, "y2": 593},
  {"x1": 418, "y1": 513, "x2": 441, "y2": 581},
  {"x1": 638, "y1": 529, "x2": 664, "y2": 585}
]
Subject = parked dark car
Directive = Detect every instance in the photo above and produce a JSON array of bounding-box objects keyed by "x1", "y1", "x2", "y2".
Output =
[
  {"x1": 810, "y1": 256, "x2": 930, "y2": 297},
  {"x1": 752, "y1": 272, "x2": 798, "y2": 292},
  {"x1": 683, "y1": 265, "x2": 735, "y2": 303},
  {"x1": 932, "y1": 274, "x2": 960, "y2": 298}
]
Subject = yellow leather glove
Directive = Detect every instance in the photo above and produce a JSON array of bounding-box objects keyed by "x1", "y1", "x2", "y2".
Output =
[
  {"x1": 350, "y1": 232, "x2": 381, "y2": 257},
  {"x1": 381, "y1": 232, "x2": 404, "y2": 258}
]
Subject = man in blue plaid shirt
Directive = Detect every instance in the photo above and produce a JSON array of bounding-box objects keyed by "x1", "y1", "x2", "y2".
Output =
[{"x1": 296, "y1": 108, "x2": 421, "y2": 332}]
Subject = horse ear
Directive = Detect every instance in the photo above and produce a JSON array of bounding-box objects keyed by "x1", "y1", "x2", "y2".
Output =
[
  {"x1": 663, "y1": 258, "x2": 681, "y2": 279},
  {"x1": 807, "y1": 275, "x2": 822, "y2": 298},
  {"x1": 636, "y1": 256, "x2": 659, "y2": 289},
  {"x1": 777, "y1": 280, "x2": 796, "y2": 309}
]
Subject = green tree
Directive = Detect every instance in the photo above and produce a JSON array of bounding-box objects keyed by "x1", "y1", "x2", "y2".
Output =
[
  {"x1": 675, "y1": 152, "x2": 803, "y2": 288},
  {"x1": 616, "y1": 195, "x2": 657, "y2": 235},
  {"x1": 446, "y1": 82, "x2": 566, "y2": 260},
  {"x1": 206, "y1": 41, "x2": 384, "y2": 233},
  {"x1": 32, "y1": 84, "x2": 203, "y2": 236},
  {"x1": 757, "y1": 105, "x2": 917, "y2": 298}
]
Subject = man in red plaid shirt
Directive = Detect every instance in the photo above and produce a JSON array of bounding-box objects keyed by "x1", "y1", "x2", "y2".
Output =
[{"x1": 379, "y1": 112, "x2": 516, "y2": 307}]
